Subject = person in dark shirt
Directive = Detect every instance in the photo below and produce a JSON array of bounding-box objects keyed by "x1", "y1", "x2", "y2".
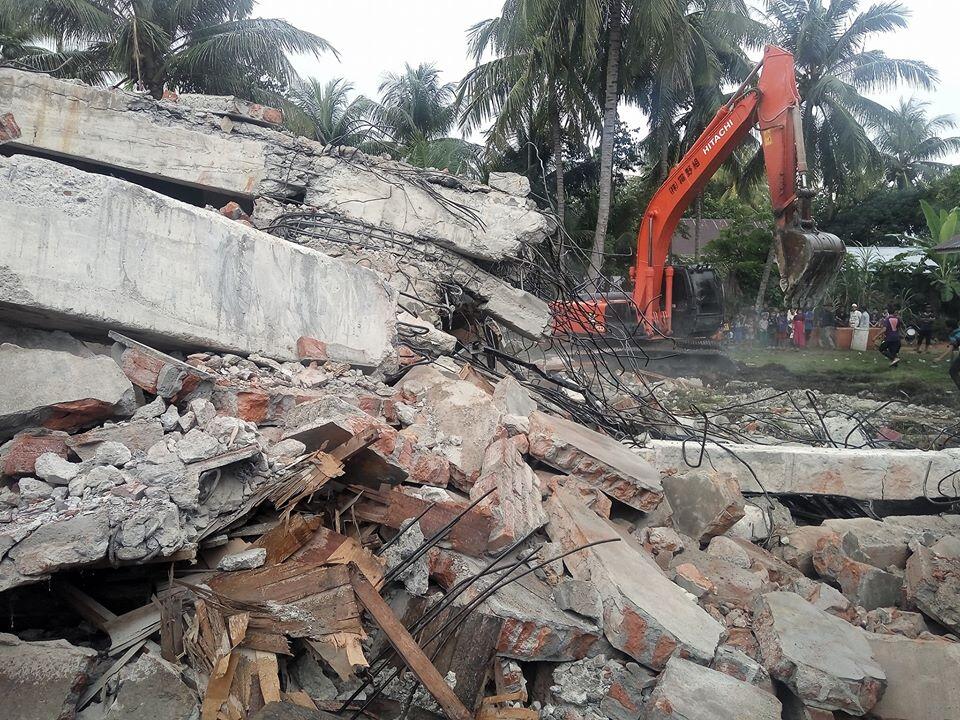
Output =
[
  {"x1": 916, "y1": 306, "x2": 935, "y2": 352},
  {"x1": 819, "y1": 305, "x2": 836, "y2": 349},
  {"x1": 935, "y1": 323, "x2": 960, "y2": 390},
  {"x1": 879, "y1": 304, "x2": 902, "y2": 366}
]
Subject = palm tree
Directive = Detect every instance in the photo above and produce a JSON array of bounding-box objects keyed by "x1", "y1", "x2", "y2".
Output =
[
  {"x1": 372, "y1": 63, "x2": 456, "y2": 146},
  {"x1": 873, "y1": 98, "x2": 960, "y2": 189},
  {"x1": 587, "y1": 0, "x2": 762, "y2": 280},
  {"x1": 372, "y1": 63, "x2": 481, "y2": 178},
  {"x1": 285, "y1": 78, "x2": 376, "y2": 148},
  {"x1": 4, "y1": 0, "x2": 335, "y2": 100},
  {"x1": 761, "y1": 0, "x2": 938, "y2": 205},
  {"x1": 458, "y1": 0, "x2": 600, "y2": 230}
]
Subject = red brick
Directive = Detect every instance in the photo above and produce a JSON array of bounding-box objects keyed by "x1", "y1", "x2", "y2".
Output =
[
  {"x1": 43, "y1": 399, "x2": 117, "y2": 431},
  {"x1": 296, "y1": 337, "x2": 328, "y2": 361},
  {"x1": 1, "y1": 431, "x2": 69, "y2": 476},
  {"x1": 0, "y1": 112, "x2": 21, "y2": 143},
  {"x1": 119, "y1": 347, "x2": 166, "y2": 394}
]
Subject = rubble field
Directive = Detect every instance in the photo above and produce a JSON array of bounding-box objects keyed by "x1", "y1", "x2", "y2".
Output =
[{"x1": 1, "y1": 71, "x2": 960, "y2": 720}]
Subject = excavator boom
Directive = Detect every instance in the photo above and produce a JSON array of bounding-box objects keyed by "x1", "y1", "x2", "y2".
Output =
[{"x1": 632, "y1": 45, "x2": 844, "y2": 333}]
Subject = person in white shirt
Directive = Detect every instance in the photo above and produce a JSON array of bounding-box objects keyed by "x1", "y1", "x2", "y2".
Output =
[
  {"x1": 849, "y1": 304, "x2": 862, "y2": 328},
  {"x1": 851, "y1": 303, "x2": 871, "y2": 351}
]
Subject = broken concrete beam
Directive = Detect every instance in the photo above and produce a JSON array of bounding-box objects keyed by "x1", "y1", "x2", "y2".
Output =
[
  {"x1": 429, "y1": 548, "x2": 604, "y2": 661},
  {"x1": 0, "y1": 68, "x2": 269, "y2": 195},
  {"x1": 904, "y1": 536, "x2": 960, "y2": 634},
  {"x1": 304, "y1": 155, "x2": 552, "y2": 261},
  {"x1": 638, "y1": 440, "x2": 960, "y2": 501},
  {"x1": 1, "y1": 69, "x2": 553, "y2": 263},
  {"x1": 546, "y1": 484, "x2": 723, "y2": 669},
  {"x1": 527, "y1": 411, "x2": 662, "y2": 511},
  {"x1": 398, "y1": 365, "x2": 504, "y2": 487},
  {"x1": 470, "y1": 438, "x2": 547, "y2": 551},
  {"x1": 812, "y1": 534, "x2": 903, "y2": 611},
  {"x1": 0, "y1": 155, "x2": 397, "y2": 367},
  {"x1": 110, "y1": 331, "x2": 216, "y2": 401},
  {"x1": 0, "y1": 632, "x2": 97, "y2": 720},
  {"x1": 0, "y1": 430, "x2": 69, "y2": 476},
  {"x1": 662, "y1": 472, "x2": 745, "y2": 542},
  {"x1": 645, "y1": 656, "x2": 782, "y2": 720},
  {"x1": 865, "y1": 633, "x2": 960, "y2": 720},
  {"x1": 0, "y1": 344, "x2": 135, "y2": 440},
  {"x1": 753, "y1": 592, "x2": 886, "y2": 714}
]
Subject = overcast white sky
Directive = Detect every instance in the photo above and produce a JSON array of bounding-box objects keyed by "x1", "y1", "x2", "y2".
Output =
[{"x1": 260, "y1": 0, "x2": 960, "y2": 159}]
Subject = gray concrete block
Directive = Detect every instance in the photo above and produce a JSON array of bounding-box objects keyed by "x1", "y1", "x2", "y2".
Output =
[{"x1": 0, "y1": 155, "x2": 397, "y2": 367}]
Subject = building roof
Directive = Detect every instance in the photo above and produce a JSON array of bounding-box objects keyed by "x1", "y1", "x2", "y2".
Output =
[
  {"x1": 670, "y1": 218, "x2": 732, "y2": 256},
  {"x1": 934, "y1": 234, "x2": 960, "y2": 253}
]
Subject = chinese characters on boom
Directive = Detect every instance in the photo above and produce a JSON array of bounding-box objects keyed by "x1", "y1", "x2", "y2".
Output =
[{"x1": 668, "y1": 116, "x2": 736, "y2": 196}]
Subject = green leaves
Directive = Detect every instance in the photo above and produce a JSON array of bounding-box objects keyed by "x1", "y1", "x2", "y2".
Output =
[{"x1": 1, "y1": 1, "x2": 335, "y2": 99}]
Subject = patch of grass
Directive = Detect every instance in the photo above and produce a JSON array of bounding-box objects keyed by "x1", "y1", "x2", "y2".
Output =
[{"x1": 728, "y1": 344, "x2": 958, "y2": 401}]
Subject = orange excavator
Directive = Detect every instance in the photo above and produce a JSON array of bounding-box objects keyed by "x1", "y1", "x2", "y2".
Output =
[{"x1": 555, "y1": 45, "x2": 845, "y2": 342}]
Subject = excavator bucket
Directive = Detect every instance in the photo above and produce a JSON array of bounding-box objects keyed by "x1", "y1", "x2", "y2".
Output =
[{"x1": 775, "y1": 225, "x2": 845, "y2": 307}]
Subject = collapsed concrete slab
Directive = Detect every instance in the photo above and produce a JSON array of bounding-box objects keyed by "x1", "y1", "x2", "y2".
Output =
[
  {"x1": 0, "y1": 632, "x2": 97, "y2": 720},
  {"x1": 0, "y1": 68, "x2": 552, "y2": 262},
  {"x1": 0, "y1": 344, "x2": 135, "y2": 440},
  {"x1": 753, "y1": 592, "x2": 886, "y2": 715},
  {"x1": 0, "y1": 155, "x2": 397, "y2": 367},
  {"x1": 639, "y1": 440, "x2": 960, "y2": 501},
  {"x1": 546, "y1": 484, "x2": 723, "y2": 669},
  {"x1": 645, "y1": 656, "x2": 782, "y2": 720},
  {"x1": 528, "y1": 411, "x2": 662, "y2": 511},
  {"x1": 866, "y1": 634, "x2": 960, "y2": 720}
]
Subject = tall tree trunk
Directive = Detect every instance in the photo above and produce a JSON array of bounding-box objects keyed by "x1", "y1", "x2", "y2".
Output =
[
  {"x1": 588, "y1": 0, "x2": 622, "y2": 283},
  {"x1": 755, "y1": 242, "x2": 777, "y2": 312},
  {"x1": 552, "y1": 104, "x2": 566, "y2": 231}
]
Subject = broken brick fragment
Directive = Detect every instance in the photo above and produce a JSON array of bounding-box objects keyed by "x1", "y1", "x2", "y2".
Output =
[
  {"x1": 1, "y1": 430, "x2": 69, "y2": 476},
  {"x1": 296, "y1": 337, "x2": 328, "y2": 362},
  {"x1": 0, "y1": 112, "x2": 20, "y2": 144}
]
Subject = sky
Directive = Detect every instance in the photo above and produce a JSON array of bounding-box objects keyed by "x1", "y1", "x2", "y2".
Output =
[{"x1": 259, "y1": 0, "x2": 960, "y2": 159}]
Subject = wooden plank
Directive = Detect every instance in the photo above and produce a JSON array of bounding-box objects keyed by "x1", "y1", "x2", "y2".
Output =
[
  {"x1": 253, "y1": 515, "x2": 323, "y2": 564},
  {"x1": 290, "y1": 524, "x2": 385, "y2": 586},
  {"x1": 352, "y1": 486, "x2": 494, "y2": 557},
  {"x1": 348, "y1": 565, "x2": 471, "y2": 720},
  {"x1": 256, "y1": 651, "x2": 282, "y2": 704}
]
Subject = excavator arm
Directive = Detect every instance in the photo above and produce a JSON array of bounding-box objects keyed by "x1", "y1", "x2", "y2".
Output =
[{"x1": 633, "y1": 45, "x2": 844, "y2": 334}]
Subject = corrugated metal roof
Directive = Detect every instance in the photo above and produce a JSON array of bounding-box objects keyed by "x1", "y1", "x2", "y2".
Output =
[{"x1": 933, "y1": 234, "x2": 960, "y2": 253}]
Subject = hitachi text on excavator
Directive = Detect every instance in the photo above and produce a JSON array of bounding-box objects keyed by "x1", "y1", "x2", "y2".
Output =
[{"x1": 554, "y1": 45, "x2": 845, "y2": 343}]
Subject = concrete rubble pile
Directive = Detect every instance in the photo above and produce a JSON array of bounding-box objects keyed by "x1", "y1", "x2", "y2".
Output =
[{"x1": 1, "y1": 71, "x2": 959, "y2": 720}]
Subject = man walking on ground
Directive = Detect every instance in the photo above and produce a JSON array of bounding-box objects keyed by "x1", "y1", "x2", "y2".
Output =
[
  {"x1": 935, "y1": 322, "x2": 960, "y2": 391},
  {"x1": 916, "y1": 306, "x2": 935, "y2": 352},
  {"x1": 819, "y1": 305, "x2": 836, "y2": 349},
  {"x1": 879, "y1": 305, "x2": 902, "y2": 366}
]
